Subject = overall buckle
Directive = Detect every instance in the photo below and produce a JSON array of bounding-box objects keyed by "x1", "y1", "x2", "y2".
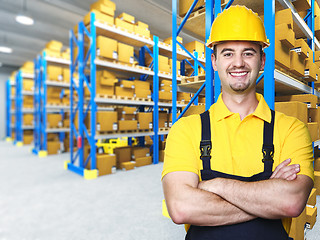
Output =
[
  {"x1": 262, "y1": 146, "x2": 274, "y2": 163},
  {"x1": 200, "y1": 140, "x2": 212, "y2": 158}
]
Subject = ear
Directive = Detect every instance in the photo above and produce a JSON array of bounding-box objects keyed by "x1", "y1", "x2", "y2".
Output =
[
  {"x1": 211, "y1": 53, "x2": 218, "y2": 71},
  {"x1": 260, "y1": 52, "x2": 266, "y2": 71}
]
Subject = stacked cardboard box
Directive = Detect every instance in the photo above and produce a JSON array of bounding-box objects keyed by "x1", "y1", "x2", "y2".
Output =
[
  {"x1": 308, "y1": 108, "x2": 320, "y2": 141},
  {"x1": 47, "y1": 114, "x2": 63, "y2": 128},
  {"x1": 93, "y1": 70, "x2": 117, "y2": 97},
  {"x1": 159, "y1": 79, "x2": 172, "y2": 101},
  {"x1": 179, "y1": 0, "x2": 205, "y2": 17},
  {"x1": 43, "y1": 40, "x2": 63, "y2": 58},
  {"x1": 23, "y1": 96, "x2": 33, "y2": 108},
  {"x1": 276, "y1": 94, "x2": 318, "y2": 108},
  {"x1": 291, "y1": 39, "x2": 311, "y2": 78},
  {"x1": 47, "y1": 65, "x2": 62, "y2": 81},
  {"x1": 315, "y1": 171, "x2": 320, "y2": 195},
  {"x1": 134, "y1": 21, "x2": 150, "y2": 38},
  {"x1": 21, "y1": 61, "x2": 34, "y2": 75},
  {"x1": 47, "y1": 133, "x2": 61, "y2": 155},
  {"x1": 177, "y1": 92, "x2": 191, "y2": 103},
  {"x1": 159, "y1": 111, "x2": 169, "y2": 128},
  {"x1": 23, "y1": 130, "x2": 33, "y2": 145},
  {"x1": 275, "y1": 101, "x2": 308, "y2": 124},
  {"x1": 184, "y1": 40, "x2": 205, "y2": 59},
  {"x1": 133, "y1": 80, "x2": 151, "y2": 99},
  {"x1": 97, "y1": 36, "x2": 118, "y2": 60},
  {"x1": 114, "y1": 146, "x2": 133, "y2": 169},
  {"x1": 84, "y1": 0, "x2": 115, "y2": 26},
  {"x1": 115, "y1": 12, "x2": 135, "y2": 33},
  {"x1": 22, "y1": 79, "x2": 34, "y2": 91},
  {"x1": 47, "y1": 87, "x2": 62, "y2": 105},
  {"x1": 118, "y1": 42, "x2": 134, "y2": 64},
  {"x1": 137, "y1": 112, "x2": 153, "y2": 130},
  {"x1": 23, "y1": 114, "x2": 33, "y2": 126},
  {"x1": 289, "y1": 207, "x2": 307, "y2": 240},
  {"x1": 61, "y1": 48, "x2": 70, "y2": 60},
  {"x1": 96, "y1": 111, "x2": 118, "y2": 132},
  {"x1": 306, "y1": 187, "x2": 317, "y2": 229},
  {"x1": 169, "y1": 59, "x2": 181, "y2": 75}
]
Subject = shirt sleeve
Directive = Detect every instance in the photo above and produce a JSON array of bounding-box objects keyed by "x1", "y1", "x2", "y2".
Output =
[
  {"x1": 161, "y1": 116, "x2": 200, "y2": 180},
  {"x1": 279, "y1": 116, "x2": 314, "y2": 181}
]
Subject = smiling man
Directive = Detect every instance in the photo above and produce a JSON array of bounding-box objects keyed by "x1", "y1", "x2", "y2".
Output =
[{"x1": 162, "y1": 5, "x2": 314, "y2": 240}]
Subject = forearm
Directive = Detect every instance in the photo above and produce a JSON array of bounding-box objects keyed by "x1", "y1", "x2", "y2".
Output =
[{"x1": 200, "y1": 176, "x2": 313, "y2": 219}]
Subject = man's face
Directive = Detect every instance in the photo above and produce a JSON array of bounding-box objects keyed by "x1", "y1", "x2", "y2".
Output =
[{"x1": 211, "y1": 41, "x2": 266, "y2": 94}]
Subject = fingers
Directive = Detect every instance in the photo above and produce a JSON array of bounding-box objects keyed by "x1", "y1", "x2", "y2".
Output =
[{"x1": 270, "y1": 158, "x2": 291, "y2": 178}]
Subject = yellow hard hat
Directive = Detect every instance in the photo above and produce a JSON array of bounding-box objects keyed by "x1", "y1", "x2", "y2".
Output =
[{"x1": 206, "y1": 5, "x2": 270, "y2": 48}]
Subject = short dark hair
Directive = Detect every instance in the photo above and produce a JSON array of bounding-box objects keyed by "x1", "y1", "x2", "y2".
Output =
[{"x1": 212, "y1": 42, "x2": 264, "y2": 60}]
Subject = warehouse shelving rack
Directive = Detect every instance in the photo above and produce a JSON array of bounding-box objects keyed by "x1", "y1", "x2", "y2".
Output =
[
  {"x1": 32, "y1": 52, "x2": 70, "y2": 157},
  {"x1": 5, "y1": 78, "x2": 14, "y2": 142},
  {"x1": 173, "y1": 0, "x2": 320, "y2": 123},
  {"x1": 67, "y1": 12, "x2": 189, "y2": 178},
  {"x1": 13, "y1": 70, "x2": 35, "y2": 146}
]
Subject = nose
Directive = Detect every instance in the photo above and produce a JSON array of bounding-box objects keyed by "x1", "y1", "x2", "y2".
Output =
[{"x1": 232, "y1": 53, "x2": 245, "y2": 68}]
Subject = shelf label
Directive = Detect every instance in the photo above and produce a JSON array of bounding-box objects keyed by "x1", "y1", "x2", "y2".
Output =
[
  {"x1": 149, "y1": 123, "x2": 152, "y2": 129},
  {"x1": 113, "y1": 123, "x2": 118, "y2": 131},
  {"x1": 130, "y1": 56, "x2": 134, "y2": 64},
  {"x1": 96, "y1": 123, "x2": 100, "y2": 131},
  {"x1": 113, "y1": 51, "x2": 118, "y2": 60}
]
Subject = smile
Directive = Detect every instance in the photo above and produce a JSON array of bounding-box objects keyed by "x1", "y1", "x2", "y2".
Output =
[{"x1": 229, "y1": 72, "x2": 248, "y2": 77}]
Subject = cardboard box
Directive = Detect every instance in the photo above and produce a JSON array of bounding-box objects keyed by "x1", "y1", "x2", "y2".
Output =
[
  {"x1": 23, "y1": 79, "x2": 34, "y2": 91},
  {"x1": 117, "y1": 106, "x2": 136, "y2": 114},
  {"x1": 118, "y1": 12, "x2": 135, "y2": 24},
  {"x1": 97, "y1": 36, "x2": 118, "y2": 60},
  {"x1": 315, "y1": 171, "x2": 320, "y2": 195},
  {"x1": 115, "y1": 18, "x2": 134, "y2": 33},
  {"x1": 306, "y1": 206, "x2": 317, "y2": 229},
  {"x1": 292, "y1": 0, "x2": 311, "y2": 12},
  {"x1": 134, "y1": 25, "x2": 150, "y2": 38},
  {"x1": 160, "y1": 85, "x2": 172, "y2": 92},
  {"x1": 307, "y1": 188, "x2": 317, "y2": 206},
  {"x1": 135, "y1": 89, "x2": 151, "y2": 99},
  {"x1": 23, "y1": 96, "x2": 34, "y2": 108},
  {"x1": 133, "y1": 80, "x2": 150, "y2": 90},
  {"x1": 23, "y1": 114, "x2": 33, "y2": 126},
  {"x1": 308, "y1": 108, "x2": 320, "y2": 123},
  {"x1": 183, "y1": 105, "x2": 206, "y2": 117},
  {"x1": 290, "y1": 51, "x2": 305, "y2": 77},
  {"x1": 179, "y1": 0, "x2": 205, "y2": 16},
  {"x1": 293, "y1": 39, "x2": 311, "y2": 59},
  {"x1": 63, "y1": 118, "x2": 70, "y2": 128},
  {"x1": 118, "y1": 80, "x2": 135, "y2": 89},
  {"x1": 121, "y1": 161, "x2": 135, "y2": 171},
  {"x1": 114, "y1": 146, "x2": 132, "y2": 169},
  {"x1": 164, "y1": 36, "x2": 183, "y2": 46},
  {"x1": 159, "y1": 150, "x2": 165, "y2": 162},
  {"x1": 276, "y1": 94, "x2": 318, "y2": 108},
  {"x1": 63, "y1": 68, "x2": 70, "y2": 83},
  {"x1": 137, "y1": 112, "x2": 153, "y2": 130},
  {"x1": 159, "y1": 111, "x2": 168, "y2": 128},
  {"x1": 96, "y1": 0, "x2": 116, "y2": 11},
  {"x1": 275, "y1": 8, "x2": 293, "y2": 29},
  {"x1": 289, "y1": 207, "x2": 307, "y2": 240},
  {"x1": 84, "y1": 10, "x2": 114, "y2": 26},
  {"x1": 115, "y1": 86, "x2": 134, "y2": 98},
  {"x1": 43, "y1": 48, "x2": 61, "y2": 58},
  {"x1": 135, "y1": 21, "x2": 148, "y2": 30},
  {"x1": 135, "y1": 156, "x2": 152, "y2": 167},
  {"x1": 305, "y1": 59, "x2": 318, "y2": 82},
  {"x1": 307, "y1": 122, "x2": 319, "y2": 142},
  {"x1": 118, "y1": 120, "x2": 138, "y2": 131},
  {"x1": 315, "y1": 50, "x2": 320, "y2": 62},
  {"x1": 159, "y1": 91, "x2": 172, "y2": 101},
  {"x1": 47, "y1": 140, "x2": 61, "y2": 155},
  {"x1": 47, "y1": 66, "x2": 62, "y2": 81},
  {"x1": 47, "y1": 114, "x2": 63, "y2": 128},
  {"x1": 117, "y1": 42, "x2": 134, "y2": 64},
  {"x1": 275, "y1": 101, "x2": 308, "y2": 124},
  {"x1": 160, "y1": 79, "x2": 172, "y2": 87},
  {"x1": 46, "y1": 40, "x2": 63, "y2": 52},
  {"x1": 23, "y1": 133, "x2": 33, "y2": 145},
  {"x1": 132, "y1": 147, "x2": 150, "y2": 159},
  {"x1": 96, "y1": 154, "x2": 116, "y2": 176},
  {"x1": 276, "y1": 23, "x2": 295, "y2": 48},
  {"x1": 177, "y1": 92, "x2": 191, "y2": 102},
  {"x1": 90, "y1": 2, "x2": 115, "y2": 16},
  {"x1": 96, "y1": 111, "x2": 118, "y2": 132},
  {"x1": 184, "y1": 40, "x2": 205, "y2": 56}
]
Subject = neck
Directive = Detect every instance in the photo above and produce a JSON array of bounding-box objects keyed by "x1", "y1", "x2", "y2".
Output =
[{"x1": 221, "y1": 90, "x2": 259, "y2": 120}]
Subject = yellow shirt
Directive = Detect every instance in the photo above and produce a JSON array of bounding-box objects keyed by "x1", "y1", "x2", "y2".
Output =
[{"x1": 162, "y1": 93, "x2": 314, "y2": 233}]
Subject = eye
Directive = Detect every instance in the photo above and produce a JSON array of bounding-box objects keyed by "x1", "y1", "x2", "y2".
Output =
[
  {"x1": 223, "y1": 52, "x2": 232, "y2": 57},
  {"x1": 243, "y1": 52, "x2": 255, "y2": 57}
]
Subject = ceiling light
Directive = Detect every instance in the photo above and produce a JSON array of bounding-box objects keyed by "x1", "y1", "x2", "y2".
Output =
[
  {"x1": 16, "y1": 14, "x2": 34, "y2": 25},
  {"x1": 0, "y1": 46, "x2": 13, "y2": 54},
  {"x1": 16, "y1": 0, "x2": 34, "y2": 26}
]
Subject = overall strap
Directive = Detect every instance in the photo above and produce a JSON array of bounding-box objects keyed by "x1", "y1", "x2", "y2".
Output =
[
  {"x1": 200, "y1": 110, "x2": 212, "y2": 170},
  {"x1": 262, "y1": 110, "x2": 275, "y2": 173}
]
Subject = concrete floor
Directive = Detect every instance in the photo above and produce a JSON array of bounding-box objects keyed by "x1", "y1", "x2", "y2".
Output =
[{"x1": 0, "y1": 141, "x2": 319, "y2": 240}]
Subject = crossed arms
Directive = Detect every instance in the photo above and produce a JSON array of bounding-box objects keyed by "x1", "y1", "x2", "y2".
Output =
[{"x1": 162, "y1": 159, "x2": 313, "y2": 226}]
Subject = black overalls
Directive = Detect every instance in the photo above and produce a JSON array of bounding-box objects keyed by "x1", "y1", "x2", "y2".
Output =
[{"x1": 185, "y1": 110, "x2": 293, "y2": 240}]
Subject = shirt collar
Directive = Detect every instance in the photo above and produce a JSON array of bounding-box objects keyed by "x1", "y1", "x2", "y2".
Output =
[{"x1": 210, "y1": 93, "x2": 271, "y2": 123}]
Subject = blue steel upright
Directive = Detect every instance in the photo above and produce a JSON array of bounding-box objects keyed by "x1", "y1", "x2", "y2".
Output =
[
  {"x1": 15, "y1": 71, "x2": 23, "y2": 145},
  {"x1": 6, "y1": 79, "x2": 11, "y2": 141},
  {"x1": 33, "y1": 56, "x2": 41, "y2": 154},
  {"x1": 206, "y1": 0, "x2": 214, "y2": 108},
  {"x1": 213, "y1": 0, "x2": 221, "y2": 104},
  {"x1": 153, "y1": 36, "x2": 159, "y2": 164},
  {"x1": 264, "y1": 0, "x2": 276, "y2": 110},
  {"x1": 172, "y1": 0, "x2": 178, "y2": 124}
]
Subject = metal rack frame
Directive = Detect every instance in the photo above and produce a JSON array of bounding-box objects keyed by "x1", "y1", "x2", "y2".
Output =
[{"x1": 6, "y1": 79, "x2": 13, "y2": 142}]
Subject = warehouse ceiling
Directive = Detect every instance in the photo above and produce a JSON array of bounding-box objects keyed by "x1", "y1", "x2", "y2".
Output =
[{"x1": 0, "y1": 0, "x2": 198, "y2": 76}]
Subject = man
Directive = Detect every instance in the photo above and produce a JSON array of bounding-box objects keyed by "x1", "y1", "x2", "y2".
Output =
[{"x1": 162, "y1": 5, "x2": 314, "y2": 240}]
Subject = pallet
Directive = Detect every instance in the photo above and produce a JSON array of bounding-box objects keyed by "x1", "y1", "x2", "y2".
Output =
[
  {"x1": 181, "y1": 75, "x2": 205, "y2": 84},
  {"x1": 159, "y1": 127, "x2": 170, "y2": 132}
]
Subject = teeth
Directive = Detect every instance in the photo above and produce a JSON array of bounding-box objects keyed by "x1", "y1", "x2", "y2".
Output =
[{"x1": 230, "y1": 72, "x2": 247, "y2": 77}]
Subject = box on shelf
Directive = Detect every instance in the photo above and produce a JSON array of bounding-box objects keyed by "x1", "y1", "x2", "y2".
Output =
[
  {"x1": 289, "y1": 207, "x2": 306, "y2": 240},
  {"x1": 84, "y1": 10, "x2": 114, "y2": 26},
  {"x1": 46, "y1": 40, "x2": 63, "y2": 52},
  {"x1": 314, "y1": 171, "x2": 320, "y2": 195},
  {"x1": 275, "y1": 8, "x2": 293, "y2": 29},
  {"x1": 115, "y1": 86, "x2": 134, "y2": 98},
  {"x1": 292, "y1": 0, "x2": 311, "y2": 12},
  {"x1": 293, "y1": 39, "x2": 311, "y2": 59},
  {"x1": 184, "y1": 40, "x2": 205, "y2": 57},
  {"x1": 160, "y1": 85, "x2": 172, "y2": 92},
  {"x1": 290, "y1": 51, "x2": 306, "y2": 77},
  {"x1": 115, "y1": 18, "x2": 134, "y2": 33},
  {"x1": 23, "y1": 114, "x2": 33, "y2": 126},
  {"x1": 133, "y1": 80, "x2": 150, "y2": 90},
  {"x1": 316, "y1": 16, "x2": 320, "y2": 40},
  {"x1": 315, "y1": 51, "x2": 320, "y2": 62},
  {"x1": 43, "y1": 48, "x2": 61, "y2": 58},
  {"x1": 137, "y1": 112, "x2": 153, "y2": 130},
  {"x1": 23, "y1": 96, "x2": 34, "y2": 108},
  {"x1": 117, "y1": 106, "x2": 136, "y2": 114},
  {"x1": 275, "y1": 101, "x2": 308, "y2": 124},
  {"x1": 121, "y1": 161, "x2": 135, "y2": 171},
  {"x1": 95, "y1": 154, "x2": 116, "y2": 176},
  {"x1": 96, "y1": 0, "x2": 116, "y2": 11},
  {"x1": 159, "y1": 150, "x2": 165, "y2": 162},
  {"x1": 90, "y1": 2, "x2": 115, "y2": 16},
  {"x1": 47, "y1": 140, "x2": 61, "y2": 155},
  {"x1": 134, "y1": 21, "x2": 150, "y2": 38},
  {"x1": 23, "y1": 132, "x2": 33, "y2": 145},
  {"x1": 276, "y1": 23, "x2": 295, "y2": 48},
  {"x1": 160, "y1": 79, "x2": 172, "y2": 87},
  {"x1": 307, "y1": 188, "x2": 317, "y2": 206},
  {"x1": 117, "y1": 42, "x2": 134, "y2": 64},
  {"x1": 47, "y1": 87, "x2": 62, "y2": 105},
  {"x1": 118, "y1": 120, "x2": 138, "y2": 131},
  {"x1": 308, "y1": 108, "x2": 320, "y2": 123},
  {"x1": 114, "y1": 146, "x2": 132, "y2": 169},
  {"x1": 47, "y1": 66, "x2": 62, "y2": 81},
  {"x1": 117, "y1": 80, "x2": 135, "y2": 89},
  {"x1": 179, "y1": 0, "x2": 205, "y2": 17},
  {"x1": 135, "y1": 156, "x2": 152, "y2": 167},
  {"x1": 96, "y1": 111, "x2": 118, "y2": 132},
  {"x1": 304, "y1": 59, "x2": 318, "y2": 82},
  {"x1": 132, "y1": 147, "x2": 150, "y2": 160},
  {"x1": 118, "y1": 12, "x2": 135, "y2": 24},
  {"x1": 159, "y1": 111, "x2": 168, "y2": 128},
  {"x1": 47, "y1": 114, "x2": 63, "y2": 128},
  {"x1": 97, "y1": 36, "x2": 118, "y2": 60},
  {"x1": 23, "y1": 79, "x2": 34, "y2": 91},
  {"x1": 21, "y1": 61, "x2": 34, "y2": 74},
  {"x1": 276, "y1": 94, "x2": 318, "y2": 108},
  {"x1": 306, "y1": 206, "x2": 317, "y2": 229},
  {"x1": 177, "y1": 92, "x2": 191, "y2": 102},
  {"x1": 61, "y1": 48, "x2": 70, "y2": 60},
  {"x1": 164, "y1": 36, "x2": 183, "y2": 46},
  {"x1": 315, "y1": 157, "x2": 320, "y2": 171},
  {"x1": 159, "y1": 91, "x2": 172, "y2": 101},
  {"x1": 135, "y1": 88, "x2": 151, "y2": 99},
  {"x1": 307, "y1": 122, "x2": 319, "y2": 142}
]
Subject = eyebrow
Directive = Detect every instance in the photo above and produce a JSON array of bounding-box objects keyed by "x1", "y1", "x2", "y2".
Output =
[{"x1": 220, "y1": 47, "x2": 257, "y2": 54}]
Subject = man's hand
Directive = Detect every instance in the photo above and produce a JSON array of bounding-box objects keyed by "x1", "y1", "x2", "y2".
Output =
[{"x1": 270, "y1": 158, "x2": 300, "y2": 181}]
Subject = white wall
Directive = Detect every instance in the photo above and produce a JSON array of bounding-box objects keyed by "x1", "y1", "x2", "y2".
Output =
[{"x1": 0, "y1": 72, "x2": 11, "y2": 140}]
